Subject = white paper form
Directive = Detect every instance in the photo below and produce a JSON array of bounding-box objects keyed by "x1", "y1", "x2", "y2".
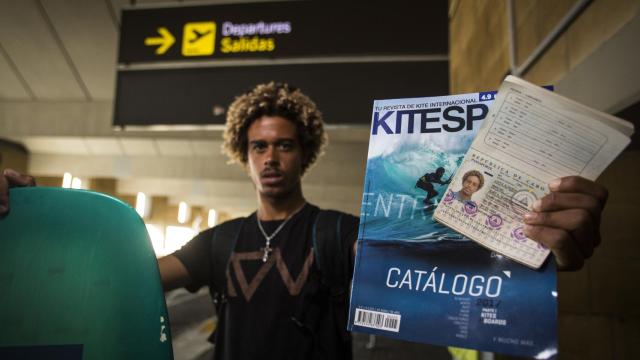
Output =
[{"x1": 434, "y1": 76, "x2": 634, "y2": 268}]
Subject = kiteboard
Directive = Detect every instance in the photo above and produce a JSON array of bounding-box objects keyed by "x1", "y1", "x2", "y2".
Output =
[{"x1": 0, "y1": 187, "x2": 173, "y2": 359}]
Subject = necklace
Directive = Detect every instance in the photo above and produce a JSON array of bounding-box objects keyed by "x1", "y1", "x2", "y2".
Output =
[{"x1": 257, "y1": 203, "x2": 306, "y2": 262}]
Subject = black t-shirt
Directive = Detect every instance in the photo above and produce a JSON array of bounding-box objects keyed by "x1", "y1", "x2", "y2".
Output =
[{"x1": 173, "y1": 204, "x2": 358, "y2": 360}]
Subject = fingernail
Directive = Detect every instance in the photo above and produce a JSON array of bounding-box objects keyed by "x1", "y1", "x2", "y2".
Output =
[
  {"x1": 532, "y1": 199, "x2": 542, "y2": 211},
  {"x1": 523, "y1": 212, "x2": 536, "y2": 222},
  {"x1": 548, "y1": 178, "x2": 561, "y2": 191}
]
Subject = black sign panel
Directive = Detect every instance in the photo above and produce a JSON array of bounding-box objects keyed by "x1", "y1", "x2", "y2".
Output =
[
  {"x1": 114, "y1": 61, "x2": 449, "y2": 127},
  {"x1": 114, "y1": 1, "x2": 449, "y2": 127},
  {"x1": 119, "y1": 1, "x2": 448, "y2": 63}
]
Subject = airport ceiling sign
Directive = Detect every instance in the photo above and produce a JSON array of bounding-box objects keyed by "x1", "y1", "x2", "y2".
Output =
[
  {"x1": 144, "y1": 27, "x2": 175, "y2": 55},
  {"x1": 118, "y1": 1, "x2": 448, "y2": 63},
  {"x1": 115, "y1": 1, "x2": 449, "y2": 127}
]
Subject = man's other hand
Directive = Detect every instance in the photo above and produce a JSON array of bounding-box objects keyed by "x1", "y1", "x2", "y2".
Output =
[
  {"x1": 523, "y1": 176, "x2": 608, "y2": 271},
  {"x1": 0, "y1": 168, "x2": 36, "y2": 215}
]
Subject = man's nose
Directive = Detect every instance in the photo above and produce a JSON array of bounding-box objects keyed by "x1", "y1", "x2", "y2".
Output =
[{"x1": 264, "y1": 146, "x2": 279, "y2": 164}]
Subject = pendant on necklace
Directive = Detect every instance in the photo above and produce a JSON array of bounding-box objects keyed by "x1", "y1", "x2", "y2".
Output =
[
  {"x1": 256, "y1": 203, "x2": 306, "y2": 263},
  {"x1": 261, "y1": 244, "x2": 273, "y2": 262}
]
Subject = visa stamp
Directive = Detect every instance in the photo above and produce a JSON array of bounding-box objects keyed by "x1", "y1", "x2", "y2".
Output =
[
  {"x1": 510, "y1": 190, "x2": 537, "y2": 217},
  {"x1": 486, "y1": 214, "x2": 503, "y2": 230},
  {"x1": 510, "y1": 226, "x2": 526, "y2": 241},
  {"x1": 443, "y1": 190, "x2": 455, "y2": 204},
  {"x1": 462, "y1": 201, "x2": 478, "y2": 217}
]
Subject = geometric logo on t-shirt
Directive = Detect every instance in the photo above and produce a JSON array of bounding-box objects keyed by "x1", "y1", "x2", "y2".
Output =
[{"x1": 227, "y1": 248, "x2": 314, "y2": 302}]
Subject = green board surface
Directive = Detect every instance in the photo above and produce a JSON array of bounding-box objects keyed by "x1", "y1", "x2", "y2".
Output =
[{"x1": 0, "y1": 187, "x2": 173, "y2": 359}]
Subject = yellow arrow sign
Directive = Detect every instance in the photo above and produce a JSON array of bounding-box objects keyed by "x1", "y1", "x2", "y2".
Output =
[{"x1": 144, "y1": 27, "x2": 175, "y2": 55}]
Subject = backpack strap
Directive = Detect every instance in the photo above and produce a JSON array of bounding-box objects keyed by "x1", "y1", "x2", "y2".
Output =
[
  {"x1": 312, "y1": 209, "x2": 346, "y2": 290},
  {"x1": 207, "y1": 217, "x2": 245, "y2": 344},
  {"x1": 312, "y1": 209, "x2": 351, "y2": 342}
]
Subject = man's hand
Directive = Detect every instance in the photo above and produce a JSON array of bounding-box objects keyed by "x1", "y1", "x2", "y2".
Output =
[
  {"x1": 523, "y1": 176, "x2": 608, "y2": 271},
  {"x1": 0, "y1": 168, "x2": 36, "y2": 215}
]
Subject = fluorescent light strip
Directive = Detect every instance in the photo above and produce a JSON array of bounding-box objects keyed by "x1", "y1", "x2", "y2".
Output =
[
  {"x1": 136, "y1": 192, "x2": 147, "y2": 218},
  {"x1": 178, "y1": 202, "x2": 189, "y2": 224},
  {"x1": 208, "y1": 209, "x2": 217, "y2": 228},
  {"x1": 62, "y1": 172, "x2": 72, "y2": 188},
  {"x1": 71, "y1": 177, "x2": 82, "y2": 189}
]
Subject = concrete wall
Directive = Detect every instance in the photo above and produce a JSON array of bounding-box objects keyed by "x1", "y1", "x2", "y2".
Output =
[
  {"x1": 450, "y1": 0, "x2": 640, "y2": 358},
  {"x1": 450, "y1": 0, "x2": 639, "y2": 92},
  {"x1": 449, "y1": 0, "x2": 510, "y2": 94},
  {"x1": 0, "y1": 140, "x2": 28, "y2": 174}
]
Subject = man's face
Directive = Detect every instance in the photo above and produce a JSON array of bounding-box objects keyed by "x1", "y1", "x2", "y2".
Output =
[
  {"x1": 461, "y1": 175, "x2": 481, "y2": 197},
  {"x1": 246, "y1": 116, "x2": 304, "y2": 200}
]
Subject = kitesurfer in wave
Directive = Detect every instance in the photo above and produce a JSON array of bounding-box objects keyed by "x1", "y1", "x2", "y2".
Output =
[{"x1": 416, "y1": 167, "x2": 452, "y2": 206}]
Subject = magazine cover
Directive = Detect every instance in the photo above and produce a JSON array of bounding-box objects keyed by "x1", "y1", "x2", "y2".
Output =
[{"x1": 347, "y1": 92, "x2": 558, "y2": 359}]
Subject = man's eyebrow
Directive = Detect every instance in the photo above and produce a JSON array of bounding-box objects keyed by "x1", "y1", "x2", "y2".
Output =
[{"x1": 249, "y1": 138, "x2": 296, "y2": 143}]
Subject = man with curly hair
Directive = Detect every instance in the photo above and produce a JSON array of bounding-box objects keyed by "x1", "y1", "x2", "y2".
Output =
[
  {"x1": 0, "y1": 82, "x2": 611, "y2": 359},
  {"x1": 159, "y1": 82, "x2": 359, "y2": 360}
]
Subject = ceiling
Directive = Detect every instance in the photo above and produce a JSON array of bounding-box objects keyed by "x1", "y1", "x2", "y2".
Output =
[
  {"x1": 1, "y1": 0, "x2": 638, "y2": 217},
  {"x1": 0, "y1": 0, "x2": 281, "y2": 101},
  {"x1": 0, "y1": 0, "x2": 370, "y2": 216}
]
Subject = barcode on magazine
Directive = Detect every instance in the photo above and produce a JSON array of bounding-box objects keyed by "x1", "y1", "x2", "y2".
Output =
[{"x1": 354, "y1": 308, "x2": 401, "y2": 332}]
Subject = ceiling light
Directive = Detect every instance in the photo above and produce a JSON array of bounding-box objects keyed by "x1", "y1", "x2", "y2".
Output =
[
  {"x1": 208, "y1": 209, "x2": 218, "y2": 228},
  {"x1": 136, "y1": 192, "x2": 147, "y2": 218},
  {"x1": 178, "y1": 201, "x2": 190, "y2": 224},
  {"x1": 71, "y1": 177, "x2": 82, "y2": 189},
  {"x1": 62, "y1": 172, "x2": 72, "y2": 188}
]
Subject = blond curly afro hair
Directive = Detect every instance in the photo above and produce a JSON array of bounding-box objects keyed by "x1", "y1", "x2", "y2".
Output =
[{"x1": 222, "y1": 82, "x2": 327, "y2": 174}]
